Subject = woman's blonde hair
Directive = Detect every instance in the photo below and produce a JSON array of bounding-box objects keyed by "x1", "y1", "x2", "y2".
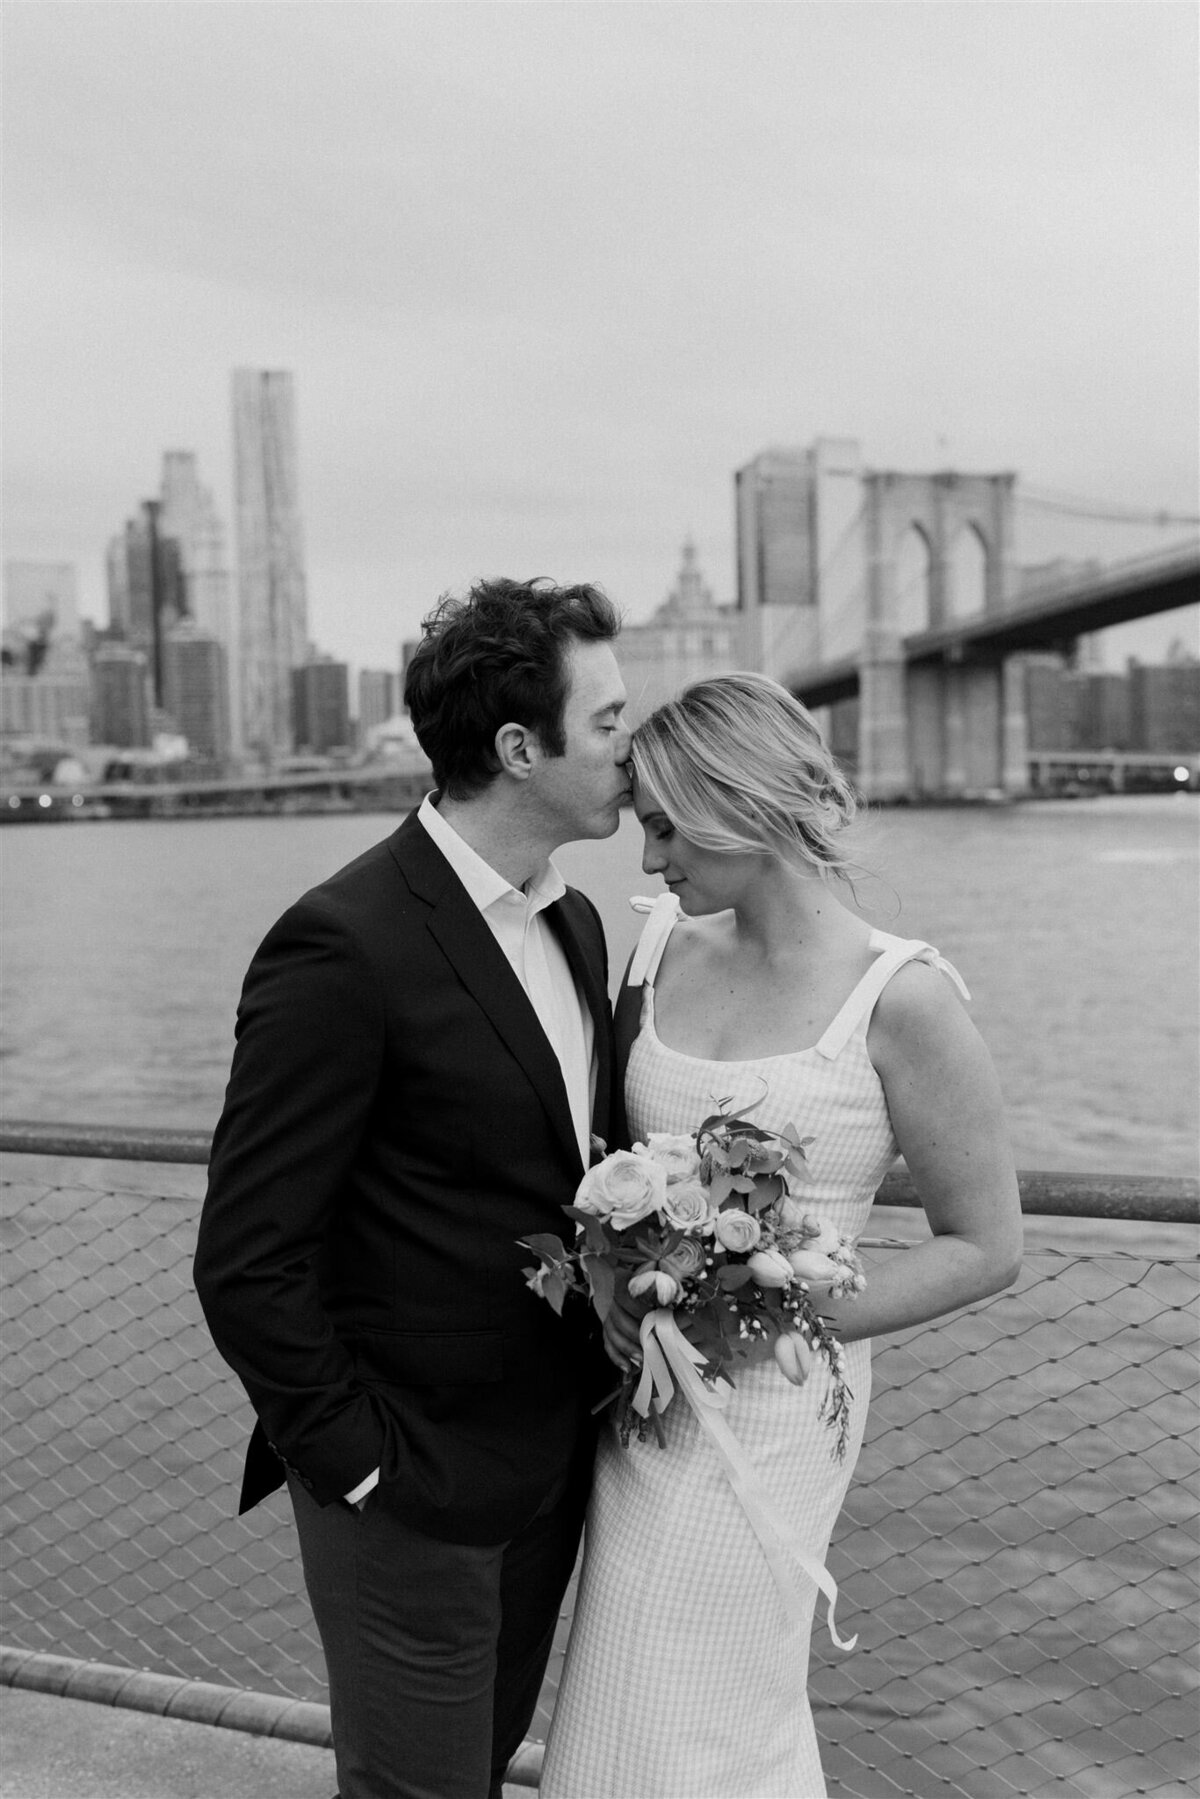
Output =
[{"x1": 630, "y1": 671, "x2": 858, "y2": 876}]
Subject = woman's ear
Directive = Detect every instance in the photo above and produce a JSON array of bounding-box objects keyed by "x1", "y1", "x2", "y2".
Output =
[{"x1": 494, "y1": 721, "x2": 537, "y2": 781}]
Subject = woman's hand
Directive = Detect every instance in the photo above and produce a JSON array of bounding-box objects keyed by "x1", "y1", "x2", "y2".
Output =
[{"x1": 602, "y1": 1273, "x2": 654, "y2": 1371}]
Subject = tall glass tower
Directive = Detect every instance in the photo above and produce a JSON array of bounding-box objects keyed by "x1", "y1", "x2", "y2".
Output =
[{"x1": 232, "y1": 369, "x2": 308, "y2": 760}]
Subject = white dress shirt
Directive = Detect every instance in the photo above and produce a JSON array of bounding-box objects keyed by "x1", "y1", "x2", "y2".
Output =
[{"x1": 345, "y1": 796, "x2": 597, "y2": 1506}]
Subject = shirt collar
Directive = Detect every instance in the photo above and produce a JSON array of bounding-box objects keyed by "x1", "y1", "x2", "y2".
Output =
[{"x1": 417, "y1": 792, "x2": 566, "y2": 918}]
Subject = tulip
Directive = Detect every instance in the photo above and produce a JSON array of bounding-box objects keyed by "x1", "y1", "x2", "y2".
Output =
[
  {"x1": 786, "y1": 1248, "x2": 840, "y2": 1287},
  {"x1": 746, "y1": 1248, "x2": 793, "y2": 1289},
  {"x1": 628, "y1": 1268, "x2": 682, "y2": 1306},
  {"x1": 774, "y1": 1331, "x2": 815, "y2": 1386}
]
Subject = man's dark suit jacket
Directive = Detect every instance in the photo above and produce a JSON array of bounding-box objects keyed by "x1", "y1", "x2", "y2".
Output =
[{"x1": 194, "y1": 811, "x2": 616, "y2": 1547}]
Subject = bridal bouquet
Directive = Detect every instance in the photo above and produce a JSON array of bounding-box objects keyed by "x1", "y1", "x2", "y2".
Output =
[{"x1": 521, "y1": 1099, "x2": 865, "y2": 1458}]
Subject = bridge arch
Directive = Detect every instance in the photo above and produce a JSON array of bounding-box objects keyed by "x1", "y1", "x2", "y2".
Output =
[
  {"x1": 949, "y1": 521, "x2": 988, "y2": 620},
  {"x1": 894, "y1": 524, "x2": 934, "y2": 635},
  {"x1": 864, "y1": 470, "x2": 1015, "y2": 636}
]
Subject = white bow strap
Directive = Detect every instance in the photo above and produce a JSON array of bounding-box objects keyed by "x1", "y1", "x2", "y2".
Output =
[
  {"x1": 626, "y1": 893, "x2": 681, "y2": 988},
  {"x1": 632, "y1": 1310, "x2": 857, "y2": 1653}
]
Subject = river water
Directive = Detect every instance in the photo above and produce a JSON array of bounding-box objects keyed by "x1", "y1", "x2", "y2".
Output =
[{"x1": 1, "y1": 795, "x2": 1196, "y2": 1178}]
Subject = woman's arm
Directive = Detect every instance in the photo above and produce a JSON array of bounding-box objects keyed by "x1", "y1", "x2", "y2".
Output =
[{"x1": 821, "y1": 960, "x2": 1023, "y2": 1344}]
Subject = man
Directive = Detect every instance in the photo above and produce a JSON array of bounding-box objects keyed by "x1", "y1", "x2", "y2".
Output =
[{"x1": 194, "y1": 578, "x2": 630, "y2": 1799}]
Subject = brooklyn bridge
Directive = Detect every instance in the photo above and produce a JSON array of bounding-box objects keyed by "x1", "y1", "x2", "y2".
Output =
[{"x1": 735, "y1": 453, "x2": 1199, "y2": 800}]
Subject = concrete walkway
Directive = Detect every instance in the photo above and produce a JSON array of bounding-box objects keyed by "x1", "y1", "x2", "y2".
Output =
[
  {"x1": 1, "y1": 1687, "x2": 337, "y2": 1799},
  {"x1": 1, "y1": 1690, "x2": 532, "y2": 1799}
]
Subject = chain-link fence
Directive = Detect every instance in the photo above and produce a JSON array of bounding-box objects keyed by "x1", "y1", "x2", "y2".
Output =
[{"x1": 2, "y1": 1146, "x2": 1196, "y2": 1799}]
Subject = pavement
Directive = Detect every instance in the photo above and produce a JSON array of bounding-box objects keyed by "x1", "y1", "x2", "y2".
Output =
[{"x1": 0, "y1": 1689, "x2": 531, "y2": 1799}]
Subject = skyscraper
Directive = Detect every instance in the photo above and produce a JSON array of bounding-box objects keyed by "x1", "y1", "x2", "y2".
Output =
[
  {"x1": 735, "y1": 449, "x2": 816, "y2": 615},
  {"x1": 91, "y1": 643, "x2": 151, "y2": 748},
  {"x1": 232, "y1": 369, "x2": 308, "y2": 760},
  {"x1": 733, "y1": 438, "x2": 865, "y2": 674},
  {"x1": 105, "y1": 501, "x2": 185, "y2": 706},
  {"x1": 358, "y1": 668, "x2": 398, "y2": 741},
  {"x1": 159, "y1": 452, "x2": 231, "y2": 650},
  {"x1": 162, "y1": 619, "x2": 231, "y2": 763},
  {"x1": 292, "y1": 658, "x2": 350, "y2": 755}
]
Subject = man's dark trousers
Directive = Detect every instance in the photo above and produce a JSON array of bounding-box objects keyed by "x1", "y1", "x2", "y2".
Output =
[{"x1": 290, "y1": 1472, "x2": 585, "y2": 1799}]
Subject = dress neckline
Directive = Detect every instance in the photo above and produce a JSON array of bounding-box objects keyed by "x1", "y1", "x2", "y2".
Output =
[{"x1": 644, "y1": 927, "x2": 892, "y2": 1067}]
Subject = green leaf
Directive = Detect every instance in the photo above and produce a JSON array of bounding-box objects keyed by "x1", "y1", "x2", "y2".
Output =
[
  {"x1": 543, "y1": 1270, "x2": 569, "y2": 1316},
  {"x1": 717, "y1": 1264, "x2": 754, "y2": 1291},
  {"x1": 519, "y1": 1232, "x2": 569, "y2": 1263},
  {"x1": 582, "y1": 1252, "x2": 616, "y2": 1323},
  {"x1": 583, "y1": 1214, "x2": 610, "y2": 1255}
]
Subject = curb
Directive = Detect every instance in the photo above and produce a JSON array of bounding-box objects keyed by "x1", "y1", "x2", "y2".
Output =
[
  {"x1": 0, "y1": 1646, "x2": 331, "y2": 1746},
  {"x1": 0, "y1": 1647, "x2": 543, "y2": 1785}
]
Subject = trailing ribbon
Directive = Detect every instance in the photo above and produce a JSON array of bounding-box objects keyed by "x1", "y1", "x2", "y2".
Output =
[{"x1": 633, "y1": 1308, "x2": 857, "y2": 1652}]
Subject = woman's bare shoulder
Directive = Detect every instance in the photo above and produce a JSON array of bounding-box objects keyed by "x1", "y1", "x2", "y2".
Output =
[{"x1": 869, "y1": 957, "x2": 975, "y2": 1061}]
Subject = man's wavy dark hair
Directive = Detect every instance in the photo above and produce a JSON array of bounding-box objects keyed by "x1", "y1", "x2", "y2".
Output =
[{"x1": 404, "y1": 577, "x2": 620, "y2": 799}]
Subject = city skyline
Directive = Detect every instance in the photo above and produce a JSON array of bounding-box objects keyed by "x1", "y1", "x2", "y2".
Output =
[{"x1": 3, "y1": 4, "x2": 1195, "y2": 676}]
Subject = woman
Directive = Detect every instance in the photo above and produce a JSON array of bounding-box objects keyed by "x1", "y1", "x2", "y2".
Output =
[{"x1": 540, "y1": 672, "x2": 1022, "y2": 1799}]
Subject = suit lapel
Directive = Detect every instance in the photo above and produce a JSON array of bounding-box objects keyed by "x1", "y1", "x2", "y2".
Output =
[
  {"x1": 546, "y1": 895, "x2": 612, "y2": 1154},
  {"x1": 388, "y1": 816, "x2": 584, "y2": 1175}
]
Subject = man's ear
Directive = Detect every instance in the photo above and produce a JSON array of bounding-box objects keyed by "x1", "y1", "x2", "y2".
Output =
[{"x1": 494, "y1": 722, "x2": 538, "y2": 781}]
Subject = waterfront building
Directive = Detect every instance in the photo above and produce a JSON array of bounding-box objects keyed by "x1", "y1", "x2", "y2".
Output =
[
  {"x1": 232, "y1": 368, "x2": 309, "y2": 760},
  {"x1": 1077, "y1": 672, "x2": 1132, "y2": 751},
  {"x1": 358, "y1": 668, "x2": 398, "y2": 740},
  {"x1": 162, "y1": 620, "x2": 231, "y2": 763},
  {"x1": 1022, "y1": 655, "x2": 1200, "y2": 753},
  {"x1": 616, "y1": 539, "x2": 743, "y2": 723},
  {"x1": 734, "y1": 438, "x2": 866, "y2": 676},
  {"x1": 105, "y1": 501, "x2": 185, "y2": 706},
  {"x1": 1, "y1": 562, "x2": 91, "y2": 744},
  {"x1": 399, "y1": 638, "x2": 421, "y2": 709},
  {"x1": 0, "y1": 664, "x2": 92, "y2": 745},
  {"x1": 1128, "y1": 657, "x2": 1200, "y2": 752},
  {"x1": 736, "y1": 448, "x2": 815, "y2": 612},
  {"x1": 1023, "y1": 661, "x2": 1078, "y2": 751},
  {"x1": 91, "y1": 643, "x2": 151, "y2": 748},
  {"x1": 2, "y1": 562, "x2": 81, "y2": 665},
  {"x1": 292, "y1": 658, "x2": 350, "y2": 755}
]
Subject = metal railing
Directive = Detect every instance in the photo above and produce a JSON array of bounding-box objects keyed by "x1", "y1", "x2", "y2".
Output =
[{"x1": 1, "y1": 1125, "x2": 1196, "y2": 1798}]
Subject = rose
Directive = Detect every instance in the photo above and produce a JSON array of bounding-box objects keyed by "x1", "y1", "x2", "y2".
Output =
[
  {"x1": 786, "y1": 1248, "x2": 841, "y2": 1289},
  {"x1": 628, "y1": 1267, "x2": 682, "y2": 1306},
  {"x1": 637, "y1": 1133, "x2": 701, "y2": 1183},
  {"x1": 660, "y1": 1179, "x2": 715, "y2": 1233},
  {"x1": 660, "y1": 1236, "x2": 707, "y2": 1284},
  {"x1": 575, "y1": 1150, "x2": 666, "y2": 1231},
  {"x1": 712, "y1": 1209, "x2": 762, "y2": 1254},
  {"x1": 746, "y1": 1247, "x2": 793, "y2": 1289}
]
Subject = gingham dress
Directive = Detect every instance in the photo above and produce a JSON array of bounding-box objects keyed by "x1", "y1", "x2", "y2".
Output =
[{"x1": 540, "y1": 895, "x2": 968, "y2": 1799}]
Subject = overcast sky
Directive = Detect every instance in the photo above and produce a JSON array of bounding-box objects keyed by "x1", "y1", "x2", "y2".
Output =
[{"x1": 3, "y1": 0, "x2": 1197, "y2": 675}]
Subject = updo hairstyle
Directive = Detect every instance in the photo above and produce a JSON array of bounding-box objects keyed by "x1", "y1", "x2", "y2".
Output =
[{"x1": 630, "y1": 671, "x2": 858, "y2": 877}]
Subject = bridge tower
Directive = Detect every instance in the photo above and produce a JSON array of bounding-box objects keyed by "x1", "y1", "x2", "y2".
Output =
[
  {"x1": 859, "y1": 469, "x2": 1018, "y2": 799},
  {"x1": 737, "y1": 442, "x2": 1028, "y2": 798}
]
